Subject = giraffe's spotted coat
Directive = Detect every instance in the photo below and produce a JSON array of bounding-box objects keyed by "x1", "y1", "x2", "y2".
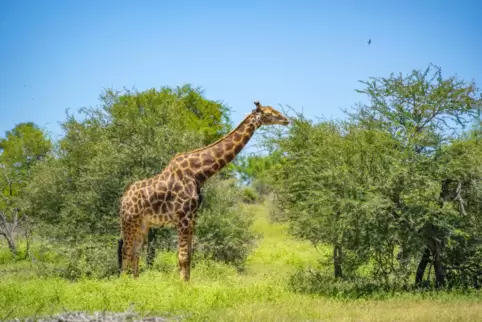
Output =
[{"x1": 119, "y1": 101, "x2": 290, "y2": 281}]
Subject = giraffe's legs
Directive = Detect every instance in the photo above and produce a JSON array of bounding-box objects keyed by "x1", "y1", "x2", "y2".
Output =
[
  {"x1": 131, "y1": 220, "x2": 149, "y2": 278},
  {"x1": 121, "y1": 234, "x2": 133, "y2": 275},
  {"x1": 120, "y1": 216, "x2": 149, "y2": 278},
  {"x1": 131, "y1": 235, "x2": 145, "y2": 278},
  {"x1": 120, "y1": 209, "x2": 134, "y2": 275},
  {"x1": 177, "y1": 225, "x2": 194, "y2": 281}
]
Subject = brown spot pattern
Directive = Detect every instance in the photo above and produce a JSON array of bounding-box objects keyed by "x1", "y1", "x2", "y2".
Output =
[{"x1": 119, "y1": 111, "x2": 273, "y2": 281}]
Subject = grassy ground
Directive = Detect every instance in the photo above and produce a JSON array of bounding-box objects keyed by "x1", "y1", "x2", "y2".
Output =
[{"x1": 1, "y1": 204, "x2": 481, "y2": 321}]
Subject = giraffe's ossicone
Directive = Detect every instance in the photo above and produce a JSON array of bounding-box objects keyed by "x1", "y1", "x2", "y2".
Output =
[{"x1": 118, "y1": 101, "x2": 290, "y2": 281}]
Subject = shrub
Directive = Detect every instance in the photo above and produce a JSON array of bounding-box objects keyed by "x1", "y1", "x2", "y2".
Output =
[
  {"x1": 288, "y1": 267, "x2": 403, "y2": 299},
  {"x1": 251, "y1": 178, "x2": 271, "y2": 198},
  {"x1": 242, "y1": 187, "x2": 259, "y2": 204},
  {"x1": 194, "y1": 179, "x2": 259, "y2": 271},
  {"x1": 144, "y1": 179, "x2": 259, "y2": 272},
  {"x1": 60, "y1": 239, "x2": 119, "y2": 280}
]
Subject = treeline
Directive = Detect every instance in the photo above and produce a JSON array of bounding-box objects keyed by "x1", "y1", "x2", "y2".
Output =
[{"x1": 252, "y1": 64, "x2": 482, "y2": 294}]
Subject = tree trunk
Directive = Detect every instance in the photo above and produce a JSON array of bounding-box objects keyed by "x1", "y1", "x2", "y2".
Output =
[
  {"x1": 415, "y1": 247, "x2": 431, "y2": 287},
  {"x1": 23, "y1": 223, "x2": 33, "y2": 260},
  {"x1": 4, "y1": 234, "x2": 17, "y2": 255},
  {"x1": 333, "y1": 245, "x2": 343, "y2": 278},
  {"x1": 433, "y1": 238, "x2": 445, "y2": 288},
  {"x1": 0, "y1": 211, "x2": 22, "y2": 257}
]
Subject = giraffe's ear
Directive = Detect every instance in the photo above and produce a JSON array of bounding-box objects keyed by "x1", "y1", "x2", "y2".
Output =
[{"x1": 254, "y1": 101, "x2": 262, "y2": 112}]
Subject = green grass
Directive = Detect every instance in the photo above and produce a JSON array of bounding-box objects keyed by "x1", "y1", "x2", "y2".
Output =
[{"x1": 1, "y1": 203, "x2": 481, "y2": 321}]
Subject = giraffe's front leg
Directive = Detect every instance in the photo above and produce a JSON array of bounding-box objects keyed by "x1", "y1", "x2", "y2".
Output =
[
  {"x1": 177, "y1": 225, "x2": 194, "y2": 281},
  {"x1": 132, "y1": 220, "x2": 149, "y2": 278}
]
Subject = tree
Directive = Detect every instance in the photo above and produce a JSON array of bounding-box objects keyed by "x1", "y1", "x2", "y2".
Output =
[
  {"x1": 0, "y1": 122, "x2": 52, "y2": 255},
  {"x1": 23, "y1": 85, "x2": 256, "y2": 271},
  {"x1": 349, "y1": 64, "x2": 482, "y2": 288},
  {"x1": 268, "y1": 64, "x2": 482, "y2": 291},
  {"x1": 270, "y1": 115, "x2": 402, "y2": 280}
]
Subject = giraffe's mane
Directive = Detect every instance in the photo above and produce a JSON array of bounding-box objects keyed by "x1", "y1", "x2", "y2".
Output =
[{"x1": 177, "y1": 111, "x2": 255, "y2": 156}]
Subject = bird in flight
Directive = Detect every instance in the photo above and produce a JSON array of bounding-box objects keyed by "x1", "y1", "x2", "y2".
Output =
[{"x1": 368, "y1": 39, "x2": 372, "y2": 45}]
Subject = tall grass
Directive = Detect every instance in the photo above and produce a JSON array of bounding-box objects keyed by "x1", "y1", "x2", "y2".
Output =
[{"x1": 1, "y1": 203, "x2": 481, "y2": 322}]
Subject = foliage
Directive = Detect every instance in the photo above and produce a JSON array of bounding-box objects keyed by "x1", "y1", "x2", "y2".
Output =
[
  {"x1": 194, "y1": 179, "x2": 258, "y2": 271},
  {"x1": 146, "y1": 179, "x2": 259, "y2": 272},
  {"x1": 271, "y1": 117, "x2": 406, "y2": 280},
  {"x1": 23, "y1": 85, "x2": 232, "y2": 241},
  {"x1": 60, "y1": 239, "x2": 120, "y2": 280},
  {"x1": 235, "y1": 152, "x2": 282, "y2": 183},
  {"x1": 267, "y1": 64, "x2": 482, "y2": 290},
  {"x1": 234, "y1": 151, "x2": 284, "y2": 201},
  {"x1": 241, "y1": 186, "x2": 259, "y2": 203},
  {"x1": 0, "y1": 122, "x2": 52, "y2": 208},
  {"x1": 289, "y1": 268, "x2": 394, "y2": 299},
  {"x1": 0, "y1": 122, "x2": 51, "y2": 255},
  {"x1": 14, "y1": 85, "x2": 258, "y2": 271},
  {"x1": 348, "y1": 63, "x2": 481, "y2": 149}
]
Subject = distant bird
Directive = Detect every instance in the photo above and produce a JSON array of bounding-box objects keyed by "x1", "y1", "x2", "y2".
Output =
[{"x1": 368, "y1": 39, "x2": 371, "y2": 45}]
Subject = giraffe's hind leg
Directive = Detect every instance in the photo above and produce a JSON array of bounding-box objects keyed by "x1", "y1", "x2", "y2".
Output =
[
  {"x1": 131, "y1": 234, "x2": 144, "y2": 278},
  {"x1": 177, "y1": 224, "x2": 194, "y2": 282}
]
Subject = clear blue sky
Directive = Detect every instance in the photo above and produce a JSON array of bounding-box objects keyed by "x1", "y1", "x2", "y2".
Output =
[{"x1": 1, "y1": 0, "x2": 481, "y2": 147}]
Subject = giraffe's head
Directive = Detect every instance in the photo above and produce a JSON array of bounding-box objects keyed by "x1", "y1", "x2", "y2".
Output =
[{"x1": 252, "y1": 101, "x2": 290, "y2": 126}]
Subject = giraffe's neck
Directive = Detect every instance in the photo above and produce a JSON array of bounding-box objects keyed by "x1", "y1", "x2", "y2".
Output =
[{"x1": 176, "y1": 112, "x2": 262, "y2": 184}]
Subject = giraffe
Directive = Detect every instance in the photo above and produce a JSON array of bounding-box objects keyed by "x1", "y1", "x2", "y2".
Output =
[{"x1": 117, "y1": 101, "x2": 290, "y2": 281}]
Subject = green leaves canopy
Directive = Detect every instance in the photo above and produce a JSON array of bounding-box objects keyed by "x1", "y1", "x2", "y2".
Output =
[{"x1": 269, "y1": 64, "x2": 482, "y2": 287}]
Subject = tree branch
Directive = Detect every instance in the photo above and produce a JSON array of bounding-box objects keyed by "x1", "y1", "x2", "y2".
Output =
[{"x1": 0, "y1": 210, "x2": 7, "y2": 227}]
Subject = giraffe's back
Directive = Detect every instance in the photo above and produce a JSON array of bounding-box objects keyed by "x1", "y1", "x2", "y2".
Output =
[{"x1": 120, "y1": 165, "x2": 201, "y2": 229}]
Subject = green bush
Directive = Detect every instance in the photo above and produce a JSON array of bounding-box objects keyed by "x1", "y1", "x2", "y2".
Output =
[
  {"x1": 24, "y1": 85, "x2": 233, "y2": 242},
  {"x1": 142, "y1": 179, "x2": 259, "y2": 272},
  {"x1": 251, "y1": 178, "x2": 271, "y2": 198},
  {"x1": 289, "y1": 268, "x2": 402, "y2": 299},
  {"x1": 60, "y1": 239, "x2": 119, "y2": 280},
  {"x1": 242, "y1": 187, "x2": 259, "y2": 204},
  {"x1": 194, "y1": 179, "x2": 259, "y2": 271}
]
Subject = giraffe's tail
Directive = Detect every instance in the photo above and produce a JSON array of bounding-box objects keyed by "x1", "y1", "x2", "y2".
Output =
[{"x1": 117, "y1": 238, "x2": 124, "y2": 273}]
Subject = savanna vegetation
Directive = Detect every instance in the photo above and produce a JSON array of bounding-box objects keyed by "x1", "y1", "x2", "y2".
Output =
[{"x1": 1, "y1": 66, "x2": 482, "y2": 321}]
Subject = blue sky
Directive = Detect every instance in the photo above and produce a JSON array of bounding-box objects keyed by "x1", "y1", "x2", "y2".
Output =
[{"x1": 1, "y1": 0, "x2": 481, "y2": 149}]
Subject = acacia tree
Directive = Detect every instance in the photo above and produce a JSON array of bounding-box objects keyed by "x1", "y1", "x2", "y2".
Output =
[
  {"x1": 269, "y1": 64, "x2": 482, "y2": 290},
  {"x1": 270, "y1": 115, "x2": 402, "y2": 280},
  {"x1": 349, "y1": 64, "x2": 482, "y2": 287}
]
